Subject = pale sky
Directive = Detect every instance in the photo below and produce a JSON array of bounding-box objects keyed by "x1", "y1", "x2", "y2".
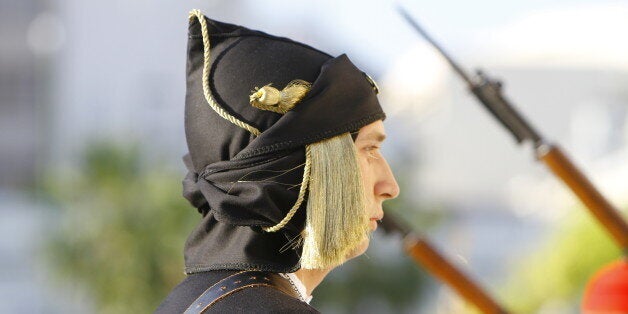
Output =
[{"x1": 45, "y1": 0, "x2": 627, "y2": 209}]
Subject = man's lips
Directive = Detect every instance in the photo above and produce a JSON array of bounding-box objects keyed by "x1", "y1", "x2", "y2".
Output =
[
  {"x1": 369, "y1": 215, "x2": 384, "y2": 230},
  {"x1": 370, "y1": 213, "x2": 384, "y2": 221}
]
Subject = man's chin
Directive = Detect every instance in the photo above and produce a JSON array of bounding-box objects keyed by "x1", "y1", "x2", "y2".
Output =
[
  {"x1": 369, "y1": 219, "x2": 378, "y2": 231},
  {"x1": 345, "y1": 236, "x2": 370, "y2": 262}
]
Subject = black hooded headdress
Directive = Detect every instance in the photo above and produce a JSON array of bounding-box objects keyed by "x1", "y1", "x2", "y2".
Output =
[{"x1": 182, "y1": 10, "x2": 385, "y2": 274}]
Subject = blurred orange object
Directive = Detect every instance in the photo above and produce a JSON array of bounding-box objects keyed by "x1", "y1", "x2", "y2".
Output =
[{"x1": 582, "y1": 259, "x2": 628, "y2": 313}]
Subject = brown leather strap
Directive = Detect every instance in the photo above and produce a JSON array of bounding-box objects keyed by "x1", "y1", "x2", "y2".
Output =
[{"x1": 183, "y1": 271, "x2": 302, "y2": 314}]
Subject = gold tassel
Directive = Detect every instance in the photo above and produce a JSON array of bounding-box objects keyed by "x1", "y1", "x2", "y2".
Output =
[
  {"x1": 299, "y1": 133, "x2": 368, "y2": 269},
  {"x1": 250, "y1": 80, "x2": 312, "y2": 114}
]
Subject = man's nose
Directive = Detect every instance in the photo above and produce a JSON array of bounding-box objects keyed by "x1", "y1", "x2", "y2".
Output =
[{"x1": 375, "y1": 159, "x2": 400, "y2": 200}]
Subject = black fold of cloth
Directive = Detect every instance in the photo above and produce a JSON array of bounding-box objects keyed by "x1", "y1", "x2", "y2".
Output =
[{"x1": 181, "y1": 14, "x2": 385, "y2": 273}]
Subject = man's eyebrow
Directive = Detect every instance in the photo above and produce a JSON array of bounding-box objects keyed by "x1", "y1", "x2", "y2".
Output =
[{"x1": 359, "y1": 131, "x2": 386, "y2": 142}]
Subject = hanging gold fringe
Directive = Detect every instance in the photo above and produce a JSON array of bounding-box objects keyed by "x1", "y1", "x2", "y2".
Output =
[{"x1": 299, "y1": 133, "x2": 368, "y2": 269}]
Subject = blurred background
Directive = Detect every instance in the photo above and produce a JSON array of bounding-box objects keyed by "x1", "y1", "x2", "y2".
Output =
[{"x1": 1, "y1": 0, "x2": 627, "y2": 313}]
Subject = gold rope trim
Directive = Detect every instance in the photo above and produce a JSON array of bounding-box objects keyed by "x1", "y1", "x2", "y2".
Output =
[
  {"x1": 188, "y1": 9, "x2": 261, "y2": 136},
  {"x1": 262, "y1": 145, "x2": 311, "y2": 232}
]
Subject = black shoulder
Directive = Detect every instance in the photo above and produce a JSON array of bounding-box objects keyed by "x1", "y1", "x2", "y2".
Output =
[
  {"x1": 155, "y1": 271, "x2": 230, "y2": 314},
  {"x1": 155, "y1": 271, "x2": 319, "y2": 314},
  {"x1": 206, "y1": 285, "x2": 319, "y2": 314}
]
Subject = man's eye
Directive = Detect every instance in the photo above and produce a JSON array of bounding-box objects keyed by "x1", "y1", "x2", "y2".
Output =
[{"x1": 363, "y1": 146, "x2": 380, "y2": 159}]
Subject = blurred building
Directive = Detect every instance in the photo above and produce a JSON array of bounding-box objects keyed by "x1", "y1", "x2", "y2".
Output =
[
  {"x1": 0, "y1": 0, "x2": 43, "y2": 188},
  {"x1": 2, "y1": 0, "x2": 627, "y2": 313}
]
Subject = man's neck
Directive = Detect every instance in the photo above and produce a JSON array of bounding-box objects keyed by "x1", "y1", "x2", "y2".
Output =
[{"x1": 293, "y1": 267, "x2": 332, "y2": 296}]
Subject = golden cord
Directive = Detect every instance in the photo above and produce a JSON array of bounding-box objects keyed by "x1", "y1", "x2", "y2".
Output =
[
  {"x1": 188, "y1": 9, "x2": 261, "y2": 136},
  {"x1": 263, "y1": 145, "x2": 312, "y2": 232}
]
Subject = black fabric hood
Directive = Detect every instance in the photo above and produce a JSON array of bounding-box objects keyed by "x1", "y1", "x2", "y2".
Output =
[{"x1": 182, "y1": 13, "x2": 385, "y2": 273}]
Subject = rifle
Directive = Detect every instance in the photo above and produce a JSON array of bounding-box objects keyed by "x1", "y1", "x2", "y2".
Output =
[
  {"x1": 380, "y1": 213, "x2": 510, "y2": 314},
  {"x1": 397, "y1": 7, "x2": 628, "y2": 252}
]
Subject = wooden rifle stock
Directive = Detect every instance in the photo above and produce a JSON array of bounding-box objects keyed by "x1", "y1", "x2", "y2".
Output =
[
  {"x1": 381, "y1": 214, "x2": 510, "y2": 314},
  {"x1": 404, "y1": 235, "x2": 509, "y2": 314},
  {"x1": 537, "y1": 144, "x2": 628, "y2": 251}
]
